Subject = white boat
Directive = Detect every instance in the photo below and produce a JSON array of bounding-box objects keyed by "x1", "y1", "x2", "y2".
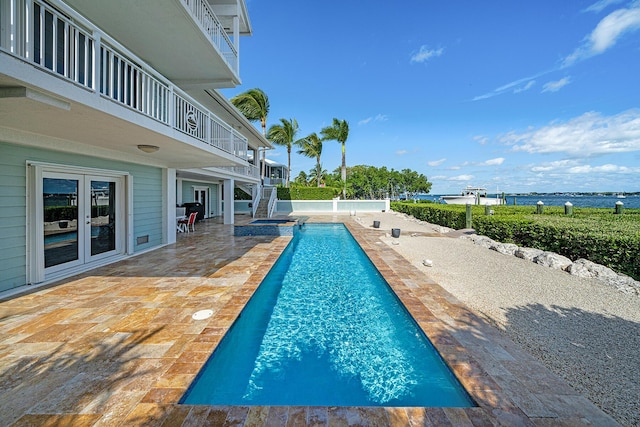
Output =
[{"x1": 440, "y1": 186, "x2": 504, "y2": 205}]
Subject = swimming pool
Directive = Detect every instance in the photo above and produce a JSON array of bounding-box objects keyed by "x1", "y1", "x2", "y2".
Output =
[{"x1": 181, "y1": 223, "x2": 474, "y2": 407}]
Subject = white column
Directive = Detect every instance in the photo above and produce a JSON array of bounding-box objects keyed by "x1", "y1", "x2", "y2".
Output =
[
  {"x1": 223, "y1": 178, "x2": 234, "y2": 224},
  {"x1": 217, "y1": 183, "x2": 223, "y2": 216},
  {"x1": 164, "y1": 168, "x2": 177, "y2": 244}
]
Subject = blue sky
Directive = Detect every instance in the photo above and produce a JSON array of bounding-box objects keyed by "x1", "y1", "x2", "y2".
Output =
[{"x1": 223, "y1": 0, "x2": 640, "y2": 194}]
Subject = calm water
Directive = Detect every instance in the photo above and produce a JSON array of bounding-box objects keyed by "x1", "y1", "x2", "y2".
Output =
[
  {"x1": 422, "y1": 194, "x2": 640, "y2": 208},
  {"x1": 181, "y1": 224, "x2": 473, "y2": 407}
]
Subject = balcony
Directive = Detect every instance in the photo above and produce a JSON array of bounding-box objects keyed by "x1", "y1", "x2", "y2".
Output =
[
  {"x1": 0, "y1": 0, "x2": 253, "y2": 170},
  {"x1": 62, "y1": 0, "x2": 244, "y2": 88}
]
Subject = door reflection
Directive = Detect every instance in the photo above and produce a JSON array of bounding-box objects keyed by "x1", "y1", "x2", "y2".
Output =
[
  {"x1": 43, "y1": 178, "x2": 79, "y2": 268},
  {"x1": 90, "y1": 181, "x2": 116, "y2": 256}
]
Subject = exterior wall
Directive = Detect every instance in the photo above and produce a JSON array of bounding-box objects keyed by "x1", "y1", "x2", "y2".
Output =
[
  {"x1": 0, "y1": 141, "x2": 164, "y2": 292},
  {"x1": 276, "y1": 199, "x2": 391, "y2": 214},
  {"x1": 180, "y1": 180, "x2": 220, "y2": 217}
]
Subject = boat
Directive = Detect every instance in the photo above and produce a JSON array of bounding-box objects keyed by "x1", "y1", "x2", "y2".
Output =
[{"x1": 440, "y1": 186, "x2": 504, "y2": 205}]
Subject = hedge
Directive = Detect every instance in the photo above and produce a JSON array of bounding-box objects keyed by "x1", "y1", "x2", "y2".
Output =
[
  {"x1": 44, "y1": 206, "x2": 111, "y2": 222},
  {"x1": 278, "y1": 187, "x2": 340, "y2": 200},
  {"x1": 392, "y1": 202, "x2": 640, "y2": 280}
]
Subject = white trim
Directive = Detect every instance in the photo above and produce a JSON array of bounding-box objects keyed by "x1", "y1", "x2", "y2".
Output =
[
  {"x1": 26, "y1": 161, "x2": 132, "y2": 283},
  {"x1": 193, "y1": 185, "x2": 210, "y2": 218}
]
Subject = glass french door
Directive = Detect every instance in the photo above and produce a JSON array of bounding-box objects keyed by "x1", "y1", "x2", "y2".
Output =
[
  {"x1": 194, "y1": 187, "x2": 209, "y2": 218},
  {"x1": 43, "y1": 172, "x2": 122, "y2": 273}
]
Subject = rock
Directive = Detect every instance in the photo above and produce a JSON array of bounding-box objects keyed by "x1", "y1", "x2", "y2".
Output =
[
  {"x1": 568, "y1": 259, "x2": 619, "y2": 280},
  {"x1": 569, "y1": 259, "x2": 640, "y2": 295},
  {"x1": 608, "y1": 275, "x2": 640, "y2": 295},
  {"x1": 515, "y1": 247, "x2": 544, "y2": 262},
  {"x1": 472, "y1": 235, "x2": 497, "y2": 249},
  {"x1": 533, "y1": 251, "x2": 573, "y2": 271},
  {"x1": 422, "y1": 259, "x2": 433, "y2": 267},
  {"x1": 490, "y1": 242, "x2": 519, "y2": 255}
]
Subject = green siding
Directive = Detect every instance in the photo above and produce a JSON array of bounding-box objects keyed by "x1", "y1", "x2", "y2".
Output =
[
  {"x1": 0, "y1": 142, "x2": 164, "y2": 292},
  {"x1": 181, "y1": 181, "x2": 219, "y2": 216}
]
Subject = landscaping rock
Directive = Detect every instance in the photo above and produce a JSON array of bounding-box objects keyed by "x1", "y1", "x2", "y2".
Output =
[
  {"x1": 533, "y1": 251, "x2": 573, "y2": 271},
  {"x1": 568, "y1": 258, "x2": 619, "y2": 280},
  {"x1": 471, "y1": 235, "x2": 497, "y2": 249},
  {"x1": 514, "y1": 247, "x2": 544, "y2": 262},
  {"x1": 490, "y1": 242, "x2": 519, "y2": 256},
  {"x1": 569, "y1": 259, "x2": 640, "y2": 295}
]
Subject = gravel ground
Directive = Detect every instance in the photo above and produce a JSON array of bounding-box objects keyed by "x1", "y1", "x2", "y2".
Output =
[{"x1": 355, "y1": 211, "x2": 640, "y2": 426}]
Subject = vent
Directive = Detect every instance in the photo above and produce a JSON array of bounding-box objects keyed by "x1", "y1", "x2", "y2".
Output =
[{"x1": 136, "y1": 235, "x2": 149, "y2": 245}]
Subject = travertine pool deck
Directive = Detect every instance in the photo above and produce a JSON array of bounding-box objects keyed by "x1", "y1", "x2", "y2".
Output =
[{"x1": 0, "y1": 215, "x2": 618, "y2": 426}]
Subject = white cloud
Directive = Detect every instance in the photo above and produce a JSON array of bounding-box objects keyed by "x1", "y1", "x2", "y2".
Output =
[
  {"x1": 584, "y1": 0, "x2": 626, "y2": 14},
  {"x1": 449, "y1": 174, "x2": 474, "y2": 182},
  {"x1": 396, "y1": 150, "x2": 408, "y2": 155},
  {"x1": 567, "y1": 164, "x2": 638, "y2": 173},
  {"x1": 473, "y1": 135, "x2": 489, "y2": 145},
  {"x1": 473, "y1": 72, "x2": 546, "y2": 101},
  {"x1": 542, "y1": 77, "x2": 571, "y2": 93},
  {"x1": 410, "y1": 45, "x2": 444, "y2": 64},
  {"x1": 481, "y1": 157, "x2": 505, "y2": 166},
  {"x1": 531, "y1": 160, "x2": 579, "y2": 172},
  {"x1": 428, "y1": 158, "x2": 447, "y2": 166},
  {"x1": 513, "y1": 80, "x2": 536, "y2": 94},
  {"x1": 358, "y1": 114, "x2": 388, "y2": 126},
  {"x1": 501, "y1": 109, "x2": 640, "y2": 156},
  {"x1": 564, "y1": 5, "x2": 640, "y2": 66}
]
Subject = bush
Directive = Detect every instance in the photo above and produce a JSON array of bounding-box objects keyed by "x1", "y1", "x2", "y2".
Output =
[
  {"x1": 392, "y1": 202, "x2": 640, "y2": 280},
  {"x1": 278, "y1": 187, "x2": 340, "y2": 200}
]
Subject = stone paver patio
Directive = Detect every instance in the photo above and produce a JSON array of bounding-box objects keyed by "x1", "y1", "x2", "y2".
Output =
[{"x1": 0, "y1": 215, "x2": 619, "y2": 426}]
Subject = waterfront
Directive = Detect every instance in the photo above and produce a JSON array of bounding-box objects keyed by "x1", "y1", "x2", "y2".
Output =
[{"x1": 422, "y1": 193, "x2": 640, "y2": 209}]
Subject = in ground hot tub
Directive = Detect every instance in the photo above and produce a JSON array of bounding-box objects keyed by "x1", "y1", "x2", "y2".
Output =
[{"x1": 234, "y1": 218, "x2": 300, "y2": 236}]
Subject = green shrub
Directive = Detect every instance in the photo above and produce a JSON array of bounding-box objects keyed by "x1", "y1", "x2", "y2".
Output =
[
  {"x1": 44, "y1": 206, "x2": 77, "y2": 222},
  {"x1": 278, "y1": 187, "x2": 340, "y2": 200}
]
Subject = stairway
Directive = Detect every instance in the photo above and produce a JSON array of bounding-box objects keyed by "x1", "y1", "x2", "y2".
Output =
[{"x1": 253, "y1": 198, "x2": 270, "y2": 218}]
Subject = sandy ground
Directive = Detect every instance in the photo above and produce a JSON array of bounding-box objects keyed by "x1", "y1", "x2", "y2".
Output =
[{"x1": 354, "y1": 211, "x2": 640, "y2": 426}]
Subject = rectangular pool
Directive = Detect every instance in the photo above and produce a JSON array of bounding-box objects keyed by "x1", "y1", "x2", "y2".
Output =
[{"x1": 181, "y1": 223, "x2": 474, "y2": 407}]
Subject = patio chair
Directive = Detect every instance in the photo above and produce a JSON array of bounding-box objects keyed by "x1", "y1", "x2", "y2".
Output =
[{"x1": 178, "y1": 212, "x2": 197, "y2": 233}]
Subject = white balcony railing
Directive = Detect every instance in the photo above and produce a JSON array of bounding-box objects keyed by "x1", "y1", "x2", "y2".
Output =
[
  {"x1": 217, "y1": 164, "x2": 260, "y2": 179},
  {"x1": 182, "y1": 0, "x2": 238, "y2": 75},
  {"x1": 0, "y1": 0, "x2": 247, "y2": 160}
]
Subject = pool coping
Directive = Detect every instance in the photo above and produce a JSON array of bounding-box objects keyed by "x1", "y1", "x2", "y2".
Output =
[{"x1": 0, "y1": 216, "x2": 619, "y2": 426}]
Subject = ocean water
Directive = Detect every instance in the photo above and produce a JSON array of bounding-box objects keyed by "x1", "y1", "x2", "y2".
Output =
[
  {"x1": 420, "y1": 194, "x2": 640, "y2": 209},
  {"x1": 181, "y1": 223, "x2": 473, "y2": 407}
]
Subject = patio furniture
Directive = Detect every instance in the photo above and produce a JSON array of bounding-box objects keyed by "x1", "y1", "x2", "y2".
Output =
[{"x1": 178, "y1": 212, "x2": 197, "y2": 233}]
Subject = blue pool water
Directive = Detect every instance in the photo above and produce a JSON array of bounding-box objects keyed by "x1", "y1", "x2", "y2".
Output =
[{"x1": 181, "y1": 223, "x2": 474, "y2": 407}]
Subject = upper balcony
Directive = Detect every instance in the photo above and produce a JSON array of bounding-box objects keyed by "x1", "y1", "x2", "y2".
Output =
[
  {"x1": 62, "y1": 0, "x2": 249, "y2": 88},
  {"x1": 0, "y1": 0, "x2": 267, "y2": 171}
]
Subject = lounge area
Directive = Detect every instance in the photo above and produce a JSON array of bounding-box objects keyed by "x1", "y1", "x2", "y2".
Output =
[{"x1": 0, "y1": 216, "x2": 617, "y2": 425}]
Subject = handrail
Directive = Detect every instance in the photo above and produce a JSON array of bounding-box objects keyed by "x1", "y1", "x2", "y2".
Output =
[
  {"x1": 251, "y1": 184, "x2": 262, "y2": 218},
  {"x1": 267, "y1": 187, "x2": 278, "y2": 218},
  {"x1": 0, "y1": 0, "x2": 247, "y2": 161}
]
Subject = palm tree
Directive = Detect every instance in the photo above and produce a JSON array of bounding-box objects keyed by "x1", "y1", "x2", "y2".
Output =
[
  {"x1": 267, "y1": 118, "x2": 303, "y2": 187},
  {"x1": 296, "y1": 133, "x2": 323, "y2": 187},
  {"x1": 230, "y1": 88, "x2": 269, "y2": 181},
  {"x1": 320, "y1": 118, "x2": 349, "y2": 199}
]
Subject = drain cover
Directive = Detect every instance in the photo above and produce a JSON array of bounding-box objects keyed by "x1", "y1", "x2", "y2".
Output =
[{"x1": 192, "y1": 309, "x2": 213, "y2": 320}]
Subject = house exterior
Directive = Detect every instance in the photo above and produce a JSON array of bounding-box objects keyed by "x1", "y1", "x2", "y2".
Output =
[
  {"x1": 263, "y1": 158, "x2": 289, "y2": 186},
  {"x1": 0, "y1": 0, "x2": 270, "y2": 294}
]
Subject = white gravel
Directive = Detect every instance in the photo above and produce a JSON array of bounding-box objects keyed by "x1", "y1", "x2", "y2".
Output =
[{"x1": 355, "y1": 211, "x2": 640, "y2": 426}]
